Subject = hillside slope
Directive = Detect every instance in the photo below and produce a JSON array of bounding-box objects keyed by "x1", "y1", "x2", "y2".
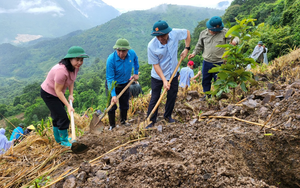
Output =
[{"x1": 2, "y1": 49, "x2": 300, "y2": 187}]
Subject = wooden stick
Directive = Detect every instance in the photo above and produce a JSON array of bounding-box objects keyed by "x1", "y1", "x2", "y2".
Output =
[
  {"x1": 146, "y1": 56, "x2": 184, "y2": 125},
  {"x1": 42, "y1": 138, "x2": 146, "y2": 188},
  {"x1": 260, "y1": 108, "x2": 276, "y2": 131},
  {"x1": 208, "y1": 116, "x2": 280, "y2": 131},
  {"x1": 94, "y1": 76, "x2": 137, "y2": 126},
  {"x1": 236, "y1": 98, "x2": 247, "y2": 104}
]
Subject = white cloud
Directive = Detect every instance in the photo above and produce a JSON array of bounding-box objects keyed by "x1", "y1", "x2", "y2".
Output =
[
  {"x1": 0, "y1": 0, "x2": 64, "y2": 15},
  {"x1": 102, "y1": 0, "x2": 234, "y2": 12},
  {"x1": 27, "y1": 6, "x2": 64, "y2": 14}
]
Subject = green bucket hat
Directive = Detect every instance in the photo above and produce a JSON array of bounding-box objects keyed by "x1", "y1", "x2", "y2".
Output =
[
  {"x1": 151, "y1": 20, "x2": 172, "y2": 36},
  {"x1": 64, "y1": 46, "x2": 89, "y2": 59},
  {"x1": 113, "y1": 38, "x2": 131, "y2": 50},
  {"x1": 258, "y1": 41, "x2": 263, "y2": 45}
]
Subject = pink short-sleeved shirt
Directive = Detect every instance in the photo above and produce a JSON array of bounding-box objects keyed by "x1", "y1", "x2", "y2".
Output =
[{"x1": 41, "y1": 64, "x2": 79, "y2": 97}]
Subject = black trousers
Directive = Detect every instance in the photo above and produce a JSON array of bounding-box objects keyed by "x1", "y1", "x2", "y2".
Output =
[
  {"x1": 147, "y1": 73, "x2": 179, "y2": 123},
  {"x1": 107, "y1": 82, "x2": 130, "y2": 115},
  {"x1": 40, "y1": 88, "x2": 70, "y2": 130}
]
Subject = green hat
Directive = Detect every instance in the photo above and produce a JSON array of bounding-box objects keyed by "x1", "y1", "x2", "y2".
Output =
[
  {"x1": 258, "y1": 41, "x2": 263, "y2": 45},
  {"x1": 151, "y1": 20, "x2": 172, "y2": 36},
  {"x1": 64, "y1": 46, "x2": 89, "y2": 59},
  {"x1": 113, "y1": 38, "x2": 131, "y2": 50}
]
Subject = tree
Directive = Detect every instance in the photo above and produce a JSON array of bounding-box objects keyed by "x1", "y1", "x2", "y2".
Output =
[{"x1": 209, "y1": 18, "x2": 264, "y2": 102}]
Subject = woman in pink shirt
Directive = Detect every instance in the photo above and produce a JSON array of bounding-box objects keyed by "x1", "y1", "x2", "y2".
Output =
[{"x1": 41, "y1": 46, "x2": 89, "y2": 147}]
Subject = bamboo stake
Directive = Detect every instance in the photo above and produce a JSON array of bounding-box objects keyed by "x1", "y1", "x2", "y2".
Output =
[
  {"x1": 236, "y1": 97, "x2": 248, "y2": 104},
  {"x1": 260, "y1": 108, "x2": 276, "y2": 131},
  {"x1": 208, "y1": 116, "x2": 280, "y2": 131},
  {"x1": 43, "y1": 137, "x2": 146, "y2": 188}
]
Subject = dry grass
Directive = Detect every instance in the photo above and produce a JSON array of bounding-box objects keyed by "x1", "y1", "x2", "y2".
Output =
[{"x1": 0, "y1": 112, "x2": 88, "y2": 188}]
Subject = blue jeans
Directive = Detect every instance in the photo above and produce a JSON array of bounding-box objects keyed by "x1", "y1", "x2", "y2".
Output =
[{"x1": 202, "y1": 60, "x2": 223, "y2": 93}]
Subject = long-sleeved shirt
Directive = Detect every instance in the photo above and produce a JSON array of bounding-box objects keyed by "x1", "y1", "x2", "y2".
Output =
[
  {"x1": 0, "y1": 128, "x2": 13, "y2": 154},
  {"x1": 9, "y1": 127, "x2": 23, "y2": 141},
  {"x1": 106, "y1": 49, "x2": 139, "y2": 97},
  {"x1": 192, "y1": 28, "x2": 239, "y2": 63},
  {"x1": 148, "y1": 29, "x2": 188, "y2": 80}
]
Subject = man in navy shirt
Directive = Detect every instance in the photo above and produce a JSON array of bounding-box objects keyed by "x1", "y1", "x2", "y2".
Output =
[
  {"x1": 106, "y1": 38, "x2": 139, "y2": 130},
  {"x1": 146, "y1": 20, "x2": 190, "y2": 128}
]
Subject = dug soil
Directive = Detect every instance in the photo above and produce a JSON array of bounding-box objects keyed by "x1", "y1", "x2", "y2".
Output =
[{"x1": 52, "y1": 80, "x2": 300, "y2": 188}]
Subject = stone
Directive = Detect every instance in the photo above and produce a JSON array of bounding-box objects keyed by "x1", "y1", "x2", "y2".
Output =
[
  {"x1": 189, "y1": 119, "x2": 197, "y2": 125},
  {"x1": 78, "y1": 162, "x2": 91, "y2": 173},
  {"x1": 258, "y1": 106, "x2": 269, "y2": 118},
  {"x1": 186, "y1": 95, "x2": 192, "y2": 101},
  {"x1": 157, "y1": 125, "x2": 163, "y2": 132},
  {"x1": 267, "y1": 83, "x2": 275, "y2": 90},
  {"x1": 76, "y1": 171, "x2": 87, "y2": 182},
  {"x1": 262, "y1": 94, "x2": 276, "y2": 105},
  {"x1": 187, "y1": 90, "x2": 199, "y2": 98},
  {"x1": 102, "y1": 165, "x2": 111, "y2": 170},
  {"x1": 63, "y1": 175, "x2": 76, "y2": 188},
  {"x1": 203, "y1": 173, "x2": 211, "y2": 180},
  {"x1": 201, "y1": 110, "x2": 216, "y2": 116},
  {"x1": 285, "y1": 89, "x2": 294, "y2": 100},
  {"x1": 242, "y1": 99, "x2": 259, "y2": 110},
  {"x1": 96, "y1": 170, "x2": 107, "y2": 180}
]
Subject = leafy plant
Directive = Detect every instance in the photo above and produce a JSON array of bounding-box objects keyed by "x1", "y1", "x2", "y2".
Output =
[
  {"x1": 208, "y1": 18, "x2": 264, "y2": 102},
  {"x1": 31, "y1": 175, "x2": 51, "y2": 188},
  {"x1": 36, "y1": 118, "x2": 52, "y2": 142}
]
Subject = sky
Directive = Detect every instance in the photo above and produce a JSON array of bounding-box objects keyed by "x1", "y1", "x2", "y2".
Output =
[{"x1": 101, "y1": 0, "x2": 234, "y2": 13}]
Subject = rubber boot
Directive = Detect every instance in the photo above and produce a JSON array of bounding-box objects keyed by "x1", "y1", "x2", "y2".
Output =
[
  {"x1": 108, "y1": 113, "x2": 116, "y2": 130},
  {"x1": 120, "y1": 110, "x2": 131, "y2": 126},
  {"x1": 53, "y1": 126, "x2": 61, "y2": 143},
  {"x1": 58, "y1": 129, "x2": 72, "y2": 147}
]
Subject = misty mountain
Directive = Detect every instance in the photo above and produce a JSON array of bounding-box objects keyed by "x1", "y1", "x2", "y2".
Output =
[
  {"x1": 0, "y1": 0, "x2": 120, "y2": 44},
  {"x1": 0, "y1": 4, "x2": 224, "y2": 104}
]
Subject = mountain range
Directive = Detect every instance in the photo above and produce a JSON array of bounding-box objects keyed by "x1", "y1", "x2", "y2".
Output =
[
  {"x1": 0, "y1": 0, "x2": 120, "y2": 44},
  {"x1": 0, "y1": 3, "x2": 225, "y2": 104}
]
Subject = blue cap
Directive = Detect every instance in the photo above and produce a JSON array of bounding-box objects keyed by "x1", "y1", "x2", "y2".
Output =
[
  {"x1": 151, "y1": 20, "x2": 172, "y2": 36},
  {"x1": 206, "y1": 16, "x2": 224, "y2": 32}
]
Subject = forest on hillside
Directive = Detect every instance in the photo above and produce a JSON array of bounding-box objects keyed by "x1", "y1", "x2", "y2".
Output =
[{"x1": 1, "y1": 0, "x2": 300, "y2": 138}]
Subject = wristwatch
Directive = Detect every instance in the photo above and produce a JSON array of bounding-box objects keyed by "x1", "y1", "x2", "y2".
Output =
[{"x1": 185, "y1": 47, "x2": 190, "y2": 50}]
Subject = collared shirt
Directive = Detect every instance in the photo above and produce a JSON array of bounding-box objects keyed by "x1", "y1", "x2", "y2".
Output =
[
  {"x1": 148, "y1": 29, "x2": 188, "y2": 80},
  {"x1": 179, "y1": 67, "x2": 194, "y2": 88},
  {"x1": 192, "y1": 28, "x2": 239, "y2": 63},
  {"x1": 106, "y1": 49, "x2": 139, "y2": 97}
]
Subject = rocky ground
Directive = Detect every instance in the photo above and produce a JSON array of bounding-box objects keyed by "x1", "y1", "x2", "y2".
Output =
[
  {"x1": 49, "y1": 78, "x2": 300, "y2": 188},
  {"x1": 2, "y1": 50, "x2": 300, "y2": 188}
]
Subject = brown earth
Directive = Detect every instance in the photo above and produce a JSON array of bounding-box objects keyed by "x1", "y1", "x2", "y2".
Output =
[
  {"x1": 2, "y1": 50, "x2": 300, "y2": 188},
  {"x1": 52, "y1": 82, "x2": 300, "y2": 188}
]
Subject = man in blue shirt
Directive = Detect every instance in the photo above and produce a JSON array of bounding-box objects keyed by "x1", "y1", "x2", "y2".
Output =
[
  {"x1": 146, "y1": 20, "x2": 191, "y2": 128},
  {"x1": 179, "y1": 60, "x2": 201, "y2": 88},
  {"x1": 10, "y1": 123, "x2": 24, "y2": 141},
  {"x1": 106, "y1": 38, "x2": 139, "y2": 130}
]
